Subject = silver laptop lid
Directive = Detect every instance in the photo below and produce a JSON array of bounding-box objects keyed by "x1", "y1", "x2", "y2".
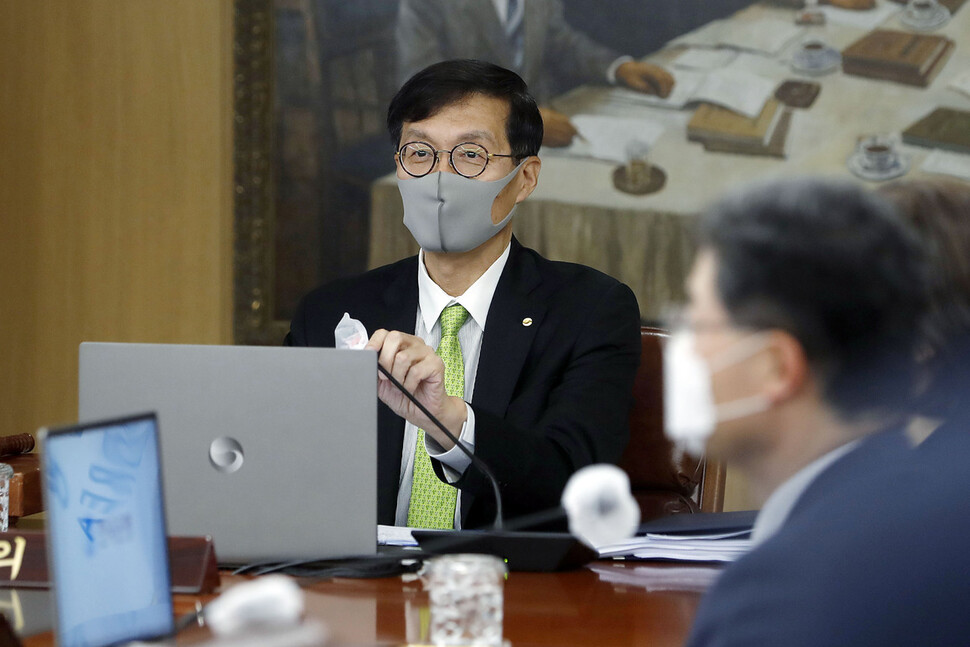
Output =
[{"x1": 78, "y1": 343, "x2": 377, "y2": 564}]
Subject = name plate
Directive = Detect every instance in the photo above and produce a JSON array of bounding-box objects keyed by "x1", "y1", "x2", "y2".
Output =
[{"x1": 0, "y1": 532, "x2": 220, "y2": 594}]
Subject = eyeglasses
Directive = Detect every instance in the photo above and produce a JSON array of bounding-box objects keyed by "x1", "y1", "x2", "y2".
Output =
[{"x1": 395, "y1": 141, "x2": 517, "y2": 178}]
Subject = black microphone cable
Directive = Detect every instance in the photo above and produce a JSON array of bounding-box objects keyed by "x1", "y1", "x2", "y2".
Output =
[{"x1": 377, "y1": 363, "x2": 504, "y2": 530}]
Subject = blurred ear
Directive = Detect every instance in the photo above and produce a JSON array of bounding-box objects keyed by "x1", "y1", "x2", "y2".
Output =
[
  {"x1": 762, "y1": 330, "x2": 809, "y2": 405},
  {"x1": 513, "y1": 156, "x2": 541, "y2": 204}
]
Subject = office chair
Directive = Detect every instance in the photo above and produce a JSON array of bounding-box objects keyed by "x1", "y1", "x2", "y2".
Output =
[{"x1": 618, "y1": 327, "x2": 726, "y2": 522}]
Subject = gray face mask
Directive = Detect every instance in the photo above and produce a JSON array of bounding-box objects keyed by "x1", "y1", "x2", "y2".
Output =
[{"x1": 397, "y1": 162, "x2": 524, "y2": 253}]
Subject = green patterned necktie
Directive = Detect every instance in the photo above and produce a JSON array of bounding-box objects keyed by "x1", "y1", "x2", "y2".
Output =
[{"x1": 407, "y1": 303, "x2": 470, "y2": 529}]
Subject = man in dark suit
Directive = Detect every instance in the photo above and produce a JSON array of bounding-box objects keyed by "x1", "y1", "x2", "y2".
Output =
[
  {"x1": 685, "y1": 426, "x2": 970, "y2": 646},
  {"x1": 396, "y1": 0, "x2": 674, "y2": 146},
  {"x1": 286, "y1": 59, "x2": 641, "y2": 530},
  {"x1": 666, "y1": 178, "x2": 965, "y2": 646}
]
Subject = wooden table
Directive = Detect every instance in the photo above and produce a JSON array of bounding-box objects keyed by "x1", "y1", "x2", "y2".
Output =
[{"x1": 18, "y1": 562, "x2": 714, "y2": 646}]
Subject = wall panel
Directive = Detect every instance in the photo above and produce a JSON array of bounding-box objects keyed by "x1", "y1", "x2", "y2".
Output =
[{"x1": 0, "y1": 1, "x2": 233, "y2": 435}]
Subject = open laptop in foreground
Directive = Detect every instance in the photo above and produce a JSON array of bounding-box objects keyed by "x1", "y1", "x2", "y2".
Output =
[
  {"x1": 78, "y1": 343, "x2": 377, "y2": 565},
  {"x1": 40, "y1": 413, "x2": 174, "y2": 647}
]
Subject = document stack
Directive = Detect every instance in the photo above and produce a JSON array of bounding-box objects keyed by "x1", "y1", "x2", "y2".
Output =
[
  {"x1": 687, "y1": 98, "x2": 791, "y2": 158},
  {"x1": 596, "y1": 530, "x2": 752, "y2": 563}
]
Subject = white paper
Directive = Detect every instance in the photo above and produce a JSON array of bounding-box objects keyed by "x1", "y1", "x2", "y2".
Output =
[
  {"x1": 690, "y1": 68, "x2": 777, "y2": 118},
  {"x1": 823, "y1": 0, "x2": 900, "y2": 28},
  {"x1": 588, "y1": 563, "x2": 722, "y2": 593},
  {"x1": 921, "y1": 149, "x2": 970, "y2": 181},
  {"x1": 948, "y1": 70, "x2": 970, "y2": 99},
  {"x1": 673, "y1": 47, "x2": 739, "y2": 70},
  {"x1": 710, "y1": 17, "x2": 804, "y2": 56},
  {"x1": 645, "y1": 528, "x2": 752, "y2": 541},
  {"x1": 596, "y1": 535, "x2": 752, "y2": 562},
  {"x1": 603, "y1": 68, "x2": 774, "y2": 118},
  {"x1": 377, "y1": 524, "x2": 418, "y2": 547},
  {"x1": 565, "y1": 115, "x2": 666, "y2": 163}
]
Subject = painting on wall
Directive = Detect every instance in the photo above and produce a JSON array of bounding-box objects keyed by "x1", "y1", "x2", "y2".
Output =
[{"x1": 234, "y1": 0, "x2": 969, "y2": 342}]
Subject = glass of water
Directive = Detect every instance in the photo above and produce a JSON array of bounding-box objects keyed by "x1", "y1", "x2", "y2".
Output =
[{"x1": 423, "y1": 554, "x2": 506, "y2": 647}]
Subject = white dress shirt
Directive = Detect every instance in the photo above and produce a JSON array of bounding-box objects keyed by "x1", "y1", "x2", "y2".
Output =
[
  {"x1": 394, "y1": 243, "x2": 511, "y2": 528},
  {"x1": 750, "y1": 440, "x2": 861, "y2": 546}
]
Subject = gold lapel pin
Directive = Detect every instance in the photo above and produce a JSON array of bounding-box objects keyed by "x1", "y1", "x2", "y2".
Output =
[{"x1": 522, "y1": 317, "x2": 533, "y2": 327}]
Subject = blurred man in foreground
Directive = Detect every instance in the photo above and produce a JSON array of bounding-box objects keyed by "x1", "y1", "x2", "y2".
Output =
[
  {"x1": 879, "y1": 181, "x2": 970, "y2": 510},
  {"x1": 670, "y1": 177, "x2": 970, "y2": 647},
  {"x1": 879, "y1": 179, "x2": 970, "y2": 445}
]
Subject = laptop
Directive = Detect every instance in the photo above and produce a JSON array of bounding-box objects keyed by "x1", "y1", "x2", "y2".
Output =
[
  {"x1": 40, "y1": 413, "x2": 174, "y2": 647},
  {"x1": 78, "y1": 343, "x2": 377, "y2": 564}
]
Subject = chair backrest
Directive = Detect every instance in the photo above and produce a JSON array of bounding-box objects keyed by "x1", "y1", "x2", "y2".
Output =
[{"x1": 618, "y1": 327, "x2": 726, "y2": 521}]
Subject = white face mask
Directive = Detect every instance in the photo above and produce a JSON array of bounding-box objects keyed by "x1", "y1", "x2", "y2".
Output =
[
  {"x1": 397, "y1": 162, "x2": 524, "y2": 253},
  {"x1": 663, "y1": 329, "x2": 772, "y2": 457}
]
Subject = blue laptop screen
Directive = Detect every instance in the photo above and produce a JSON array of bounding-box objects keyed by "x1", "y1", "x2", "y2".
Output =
[{"x1": 43, "y1": 414, "x2": 173, "y2": 647}]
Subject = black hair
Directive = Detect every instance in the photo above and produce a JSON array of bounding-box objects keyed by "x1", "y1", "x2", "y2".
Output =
[
  {"x1": 698, "y1": 177, "x2": 928, "y2": 419},
  {"x1": 386, "y1": 59, "x2": 543, "y2": 161},
  {"x1": 879, "y1": 179, "x2": 970, "y2": 416},
  {"x1": 879, "y1": 179, "x2": 970, "y2": 355}
]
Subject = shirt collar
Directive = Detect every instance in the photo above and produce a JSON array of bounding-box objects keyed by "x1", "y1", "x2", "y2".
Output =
[
  {"x1": 750, "y1": 439, "x2": 861, "y2": 546},
  {"x1": 417, "y1": 243, "x2": 511, "y2": 332}
]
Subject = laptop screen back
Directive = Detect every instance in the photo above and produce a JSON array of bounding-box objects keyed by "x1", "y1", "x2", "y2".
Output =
[
  {"x1": 78, "y1": 342, "x2": 378, "y2": 563},
  {"x1": 41, "y1": 413, "x2": 173, "y2": 647}
]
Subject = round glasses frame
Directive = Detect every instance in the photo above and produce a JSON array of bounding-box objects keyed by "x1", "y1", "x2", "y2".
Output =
[{"x1": 395, "y1": 141, "x2": 517, "y2": 178}]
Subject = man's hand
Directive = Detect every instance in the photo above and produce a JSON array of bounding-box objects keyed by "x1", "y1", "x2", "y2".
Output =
[
  {"x1": 615, "y1": 61, "x2": 675, "y2": 98},
  {"x1": 539, "y1": 106, "x2": 578, "y2": 147},
  {"x1": 365, "y1": 329, "x2": 466, "y2": 448}
]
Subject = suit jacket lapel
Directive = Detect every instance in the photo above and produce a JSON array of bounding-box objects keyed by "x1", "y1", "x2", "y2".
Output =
[
  {"x1": 460, "y1": 239, "x2": 544, "y2": 524},
  {"x1": 473, "y1": 239, "x2": 546, "y2": 418},
  {"x1": 376, "y1": 257, "x2": 419, "y2": 525},
  {"x1": 380, "y1": 257, "x2": 418, "y2": 334}
]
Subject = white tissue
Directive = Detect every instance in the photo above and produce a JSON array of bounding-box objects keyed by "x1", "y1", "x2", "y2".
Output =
[
  {"x1": 334, "y1": 312, "x2": 369, "y2": 349},
  {"x1": 561, "y1": 464, "x2": 640, "y2": 549}
]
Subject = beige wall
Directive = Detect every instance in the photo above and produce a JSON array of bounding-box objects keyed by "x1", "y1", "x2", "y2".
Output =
[{"x1": 0, "y1": 1, "x2": 233, "y2": 436}]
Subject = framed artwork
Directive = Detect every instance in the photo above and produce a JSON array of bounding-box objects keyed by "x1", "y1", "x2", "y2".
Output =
[
  {"x1": 233, "y1": 0, "x2": 962, "y2": 341},
  {"x1": 234, "y1": 0, "x2": 400, "y2": 344}
]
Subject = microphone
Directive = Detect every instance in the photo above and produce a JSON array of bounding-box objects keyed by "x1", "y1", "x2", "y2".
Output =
[
  {"x1": 377, "y1": 364, "x2": 504, "y2": 530},
  {"x1": 561, "y1": 464, "x2": 640, "y2": 548}
]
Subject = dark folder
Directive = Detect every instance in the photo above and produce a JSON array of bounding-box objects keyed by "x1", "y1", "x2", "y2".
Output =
[{"x1": 636, "y1": 510, "x2": 757, "y2": 537}]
